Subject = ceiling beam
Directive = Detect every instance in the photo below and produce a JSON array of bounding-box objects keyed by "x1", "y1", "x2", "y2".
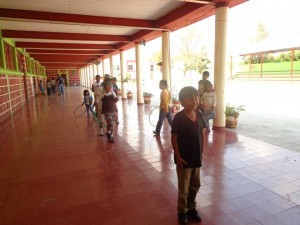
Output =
[
  {"x1": 0, "y1": 8, "x2": 156, "y2": 29},
  {"x1": 44, "y1": 64, "x2": 85, "y2": 68},
  {"x1": 34, "y1": 59, "x2": 96, "y2": 63},
  {"x1": 28, "y1": 54, "x2": 100, "y2": 59},
  {"x1": 16, "y1": 42, "x2": 116, "y2": 50},
  {"x1": 2, "y1": 30, "x2": 130, "y2": 42},
  {"x1": 40, "y1": 60, "x2": 91, "y2": 63},
  {"x1": 25, "y1": 49, "x2": 108, "y2": 55}
]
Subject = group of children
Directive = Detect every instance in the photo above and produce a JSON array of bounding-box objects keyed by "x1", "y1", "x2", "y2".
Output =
[
  {"x1": 44, "y1": 76, "x2": 65, "y2": 96},
  {"x1": 81, "y1": 71, "x2": 216, "y2": 224},
  {"x1": 151, "y1": 71, "x2": 216, "y2": 224},
  {"x1": 82, "y1": 74, "x2": 119, "y2": 142}
]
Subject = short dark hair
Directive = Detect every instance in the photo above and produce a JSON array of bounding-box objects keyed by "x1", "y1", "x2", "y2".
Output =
[
  {"x1": 160, "y1": 79, "x2": 168, "y2": 87},
  {"x1": 83, "y1": 89, "x2": 90, "y2": 95},
  {"x1": 204, "y1": 82, "x2": 213, "y2": 92},
  {"x1": 179, "y1": 86, "x2": 198, "y2": 102},
  {"x1": 202, "y1": 71, "x2": 209, "y2": 78},
  {"x1": 95, "y1": 75, "x2": 100, "y2": 78},
  {"x1": 103, "y1": 81, "x2": 112, "y2": 87}
]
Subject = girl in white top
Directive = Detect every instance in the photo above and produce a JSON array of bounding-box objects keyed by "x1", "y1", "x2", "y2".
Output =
[{"x1": 201, "y1": 83, "x2": 216, "y2": 132}]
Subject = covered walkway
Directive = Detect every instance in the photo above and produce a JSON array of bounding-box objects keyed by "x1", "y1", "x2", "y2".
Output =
[{"x1": 0, "y1": 87, "x2": 300, "y2": 225}]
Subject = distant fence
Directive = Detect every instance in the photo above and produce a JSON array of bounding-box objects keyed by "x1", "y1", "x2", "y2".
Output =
[{"x1": 233, "y1": 61, "x2": 300, "y2": 81}]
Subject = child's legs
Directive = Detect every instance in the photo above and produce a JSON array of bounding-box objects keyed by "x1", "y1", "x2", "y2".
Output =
[
  {"x1": 85, "y1": 104, "x2": 90, "y2": 114},
  {"x1": 59, "y1": 84, "x2": 64, "y2": 94},
  {"x1": 176, "y1": 167, "x2": 199, "y2": 213},
  {"x1": 104, "y1": 113, "x2": 114, "y2": 133},
  {"x1": 166, "y1": 106, "x2": 173, "y2": 126},
  {"x1": 89, "y1": 105, "x2": 95, "y2": 114},
  {"x1": 203, "y1": 110, "x2": 215, "y2": 128},
  {"x1": 96, "y1": 105, "x2": 105, "y2": 128},
  {"x1": 155, "y1": 109, "x2": 166, "y2": 133},
  {"x1": 114, "y1": 105, "x2": 119, "y2": 121},
  {"x1": 186, "y1": 168, "x2": 200, "y2": 210}
]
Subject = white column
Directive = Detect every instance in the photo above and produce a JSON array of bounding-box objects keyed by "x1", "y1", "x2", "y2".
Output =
[
  {"x1": 162, "y1": 31, "x2": 171, "y2": 89},
  {"x1": 93, "y1": 64, "x2": 97, "y2": 76},
  {"x1": 84, "y1": 67, "x2": 87, "y2": 87},
  {"x1": 102, "y1": 59, "x2": 105, "y2": 76},
  {"x1": 89, "y1": 65, "x2": 93, "y2": 88},
  {"x1": 135, "y1": 43, "x2": 143, "y2": 104},
  {"x1": 213, "y1": 4, "x2": 228, "y2": 128},
  {"x1": 109, "y1": 55, "x2": 114, "y2": 77},
  {"x1": 120, "y1": 51, "x2": 127, "y2": 99}
]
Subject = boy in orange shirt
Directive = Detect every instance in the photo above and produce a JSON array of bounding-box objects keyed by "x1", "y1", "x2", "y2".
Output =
[{"x1": 153, "y1": 80, "x2": 172, "y2": 136}]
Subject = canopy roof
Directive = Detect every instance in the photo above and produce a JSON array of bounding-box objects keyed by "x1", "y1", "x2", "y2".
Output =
[{"x1": 0, "y1": 0, "x2": 247, "y2": 69}]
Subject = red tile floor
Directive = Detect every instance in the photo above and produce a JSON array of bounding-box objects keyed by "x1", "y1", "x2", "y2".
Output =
[{"x1": 0, "y1": 87, "x2": 300, "y2": 225}]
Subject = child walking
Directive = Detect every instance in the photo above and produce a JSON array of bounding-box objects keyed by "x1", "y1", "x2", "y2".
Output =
[
  {"x1": 111, "y1": 77, "x2": 119, "y2": 124},
  {"x1": 101, "y1": 81, "x2": 118, "y2": 142},
  {"x1": 39, "y1": 80, "x2": 45, "y2": 95},
  {"x1": 171, "y1": 86, "x2": 205, "y2": 225},
  {"x1": 153, "y1": 79, "x2": 172, "y2": 136},
  {"x1": 201, "y1": 83, "x2": 216, "y2": 132},
  {"x1": 82, "y1": 90, "x2": 95, "y2": 117},
  {"x1": 92, "y1": 75, "x2": 106, "y2": 135}
]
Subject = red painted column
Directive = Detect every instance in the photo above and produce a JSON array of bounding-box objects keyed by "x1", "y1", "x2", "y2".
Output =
[{"x1": 21, "y1": 53, "x2": 29, "y2": 102}]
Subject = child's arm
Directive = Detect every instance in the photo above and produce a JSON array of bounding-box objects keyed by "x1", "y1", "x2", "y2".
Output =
[
  {"x1": 112, "y1": 91, "x2": 118, "y2": 102},
  {"x1": 171, "y1": 134, "x2": 187, "y2": 168}
]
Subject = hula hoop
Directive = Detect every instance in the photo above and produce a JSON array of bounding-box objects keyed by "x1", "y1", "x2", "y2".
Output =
[
  {"x1": 149, "y1": 106, "x2": 160, "y2": 127},
  {"x1": 74, "y1": 104, "x2": 86, "y2": 118}
]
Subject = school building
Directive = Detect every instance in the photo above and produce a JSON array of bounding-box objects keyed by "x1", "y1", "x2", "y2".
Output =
[{"x1": 1, "y1": 0, "x2": 300, "y2": 224}]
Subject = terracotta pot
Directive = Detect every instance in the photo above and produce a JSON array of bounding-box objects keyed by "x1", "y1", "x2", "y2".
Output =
[
  {"x1": 172, "y1": 101, "x2": 180, "y2": 110},
  {"x1": 127, "y1": 92, "x2": 133, "y2": 99},
  {"x1": 225, "y1": 115, "x2": 239, "y2": 128},
  {"x1": 144, "y1": 96, "x2": 151, "y2": 104}
]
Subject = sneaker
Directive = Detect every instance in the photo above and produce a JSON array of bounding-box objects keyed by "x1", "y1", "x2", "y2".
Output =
[
  {"x1": 206, "y1": 127, "x2": 211, "y2": 132},
  {"x1": 187, "y1": 209, "x2": 202, "y2": 222},
  {"x1": 98, "y1": 128, "x2": 104, "y2": 136},
  {"x1": 178, "y1": 213, "x2": 188, "y2": 225},
  {"x1": 109, "y1": 134, "x2": 114, "y2": 143}
]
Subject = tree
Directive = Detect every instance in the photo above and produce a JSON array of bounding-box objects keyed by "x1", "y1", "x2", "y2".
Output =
[
  {"x1": 251, "y1": 22, "x2": 269, "y2": 42},
  {"x1": 175, "y1": 27, "x2": 210, "y2": 76}
]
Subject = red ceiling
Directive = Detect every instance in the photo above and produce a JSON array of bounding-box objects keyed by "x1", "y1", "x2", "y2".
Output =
[{"x1": 0, "y1": 0, "x2": 247, "y2": 69}]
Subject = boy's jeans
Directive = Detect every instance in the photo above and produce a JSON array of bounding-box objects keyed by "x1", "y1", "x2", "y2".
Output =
[
  {"x1": 176, "y1": 167, "x2": 201, "y2": 213},
  {"x1": 59, "y1": 84, "x2": 64, "y2": 95},
  {"x1": 155, "y1": 106, "x2": 172, "y2": 133},
  {"x1": 203, "y1": 110, "x2": 216, "y2": 129}
]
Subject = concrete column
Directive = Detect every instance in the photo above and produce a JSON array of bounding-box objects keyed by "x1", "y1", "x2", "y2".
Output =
[
  {"x1": 102, "y1": 59, "x2": 105, "y2": 76},
  {"x1": 93, "y1": 64, "x2": 97, "y2": 77},
  {"x1": 85, "y1": 67, "x2": 88, "y2": 87},
  {"x1": 88, "y1": 65, "x2": 91, "y2": 88},
  {"x1": 162, "y1": 31, "x2": 171, "y2": 89},
  {"x1": 213, "y1": 4, "x2": 228, "y2": 129},
  {"x1": 83, "y1": 68, "x2": 85, "y2": 86},
  {"x1": 109, "y1": 55, "x2": 114, "y2": 77},
  {"x1": 120, "y1": 51, "x2": 127, "y2": 99},
  {"x1": 135, "y1": 43, "x2": 143, "y2": 104}
]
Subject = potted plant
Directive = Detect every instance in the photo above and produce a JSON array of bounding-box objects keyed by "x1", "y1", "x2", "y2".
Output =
[
  {"x1": 127, "y1": 90, "x2": 133, "y2": 99},
  {"x1": 172, "y1": 96, "x2": 180, "y2": 112},
  {"x1": 143, "y1": 92, "x2": 153, "y2": 104},
  {"x1": 225, "y1": 104, "x2": 245, "y2": 128}
]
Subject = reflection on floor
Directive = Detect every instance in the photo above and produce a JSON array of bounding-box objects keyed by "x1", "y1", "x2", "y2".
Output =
[{"x1": 0, "y1": 87, "x2": 299, "y2": 225}]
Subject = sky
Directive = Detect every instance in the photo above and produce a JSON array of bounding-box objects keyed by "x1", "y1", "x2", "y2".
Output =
[{"x1": 143, "y1": 0, "x2": 300, "y2": 58}]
